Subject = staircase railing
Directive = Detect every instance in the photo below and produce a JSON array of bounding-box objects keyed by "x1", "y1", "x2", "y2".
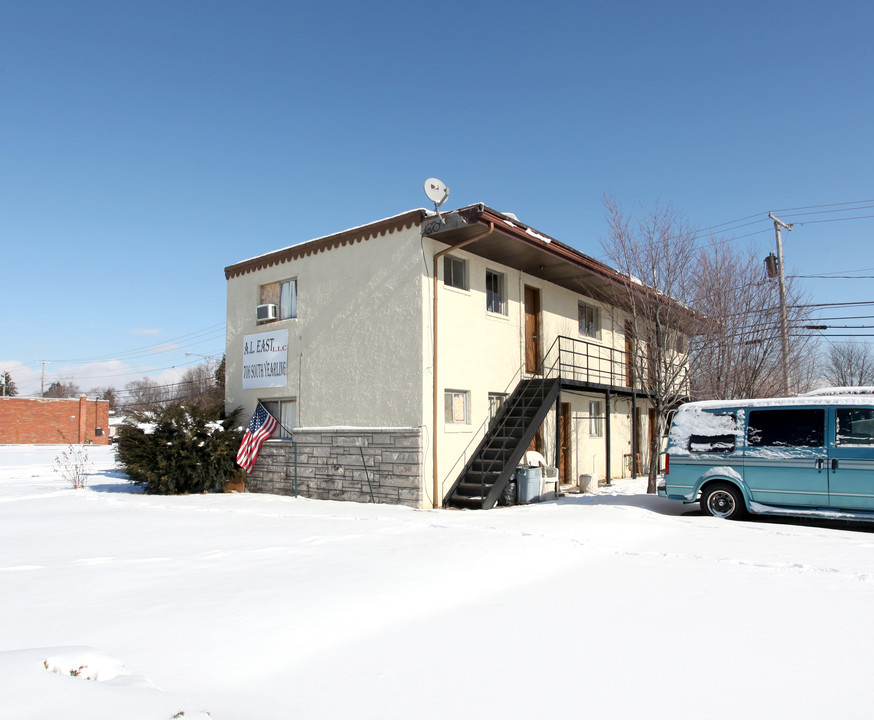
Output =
[
  {"x1": 444, "y1": 377, "x2": 559, "y2": 508},
  {"x1": 437, "y1": 367, "x2": 526, "y2": 504}
]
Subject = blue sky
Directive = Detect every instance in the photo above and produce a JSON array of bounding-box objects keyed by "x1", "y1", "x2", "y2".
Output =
[{"x1": 3, "y1": 0, "x2": 872, "y2": 396}]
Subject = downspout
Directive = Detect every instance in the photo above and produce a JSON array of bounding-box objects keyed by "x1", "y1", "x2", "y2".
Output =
[{"x1": 431, "y1": 222, "x2": 495, "y2": 508}]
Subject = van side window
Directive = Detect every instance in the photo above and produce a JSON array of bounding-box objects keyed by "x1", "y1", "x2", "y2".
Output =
[
  {"x1": 689, "y1": 434, "x2": 735, "y2": 453},
  {"x1": 688, "y1": 412, "x2": 736, "y2": 453},
  {"x1": 836, "y1": 408, "x2": 874, "y2": 445},
  {"x1": 748, "y1": 409, "x2": 824, "y2": 447}
]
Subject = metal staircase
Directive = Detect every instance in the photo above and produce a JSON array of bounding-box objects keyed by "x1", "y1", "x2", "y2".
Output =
[{"x1": 444, "y1": 377, "x2": 560, "y2": 510}]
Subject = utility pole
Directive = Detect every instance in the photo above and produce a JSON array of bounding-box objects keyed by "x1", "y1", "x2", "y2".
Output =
[
  {"x1": 37, "y1": 360, "x2": 52, "y2": 397},
  {"x1": 769, "y1": 213, "x2": 793, "y2": 395}
]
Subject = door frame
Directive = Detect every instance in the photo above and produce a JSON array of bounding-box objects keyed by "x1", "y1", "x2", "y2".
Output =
[
  {"x1": 560, "y1": 402, "x2": 571, "y2": 485},
  {"x1": 524, "y1": 286, "x2": 542, "y2": 374}
]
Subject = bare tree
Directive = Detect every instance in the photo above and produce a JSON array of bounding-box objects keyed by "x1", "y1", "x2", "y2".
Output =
[
  {"x1": 123, "y1": 378, "x2": 167, "y2": 411},
  {"x1": 822, "y1": 341, "x2": 874, "y2": 387},
  {"x1": 173, "y1": 364, "x2": 222, "y2": 407},
  {"x1": 602, "y1": 195, "x2": 698, "y2": 493},
  {"x1": 690, "y1": 242, "x2": 817, "y2": 399}
]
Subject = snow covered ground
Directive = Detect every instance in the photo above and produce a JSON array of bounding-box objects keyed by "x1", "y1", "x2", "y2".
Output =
[{"x1": 2, "y1": 444, "x2": 874, "y2": 719}]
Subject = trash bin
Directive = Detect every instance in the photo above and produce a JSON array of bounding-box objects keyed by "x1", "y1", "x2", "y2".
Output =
[{"x1": 517, "y1": 466, "x2": 543, "y2": 503}]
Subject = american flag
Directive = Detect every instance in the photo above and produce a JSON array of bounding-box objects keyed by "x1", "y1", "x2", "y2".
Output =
[{"x1": 236, "y1": 403, "x2": 278, "y2": 474}]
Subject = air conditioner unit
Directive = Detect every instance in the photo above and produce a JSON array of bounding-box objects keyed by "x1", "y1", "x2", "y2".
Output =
[{"x1": 256, "y1": 304, "x2": 278, "y2": 322}]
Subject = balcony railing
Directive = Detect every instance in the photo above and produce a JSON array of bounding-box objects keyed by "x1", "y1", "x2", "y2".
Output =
[{"x1": 544, "y1": 335, "x2": 632, "y2": 388}]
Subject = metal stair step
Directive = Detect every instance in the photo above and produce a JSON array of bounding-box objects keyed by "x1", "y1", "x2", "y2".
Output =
[
  {"x1": 461, "y1": 472, "x2": 498, "y2": 486},
  {"x1": 449, "y1": 496, "x2": 486, "y2": 509},
  {"x1": 455, "y1": 484, "x2": 492, "y2": 498}
]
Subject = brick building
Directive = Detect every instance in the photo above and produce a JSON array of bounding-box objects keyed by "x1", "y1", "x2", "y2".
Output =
[{"x1": 0, "y1": 396, "x2": 111, "y2": 445}]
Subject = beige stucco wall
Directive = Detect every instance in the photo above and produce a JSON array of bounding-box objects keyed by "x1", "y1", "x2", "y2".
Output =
[{"x1": 226, "y1": 224, "x2": 427, "y2": 430}]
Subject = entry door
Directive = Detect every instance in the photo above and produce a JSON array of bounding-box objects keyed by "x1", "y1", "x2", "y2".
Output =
[
  {"x1": 828, "y1": 406, "x2": 874, "y2": 510},
  {"x1": 524, "y1": 286, "x2": 541, "y2": 374},
  {"x1": 560, "y1": 402, "x2": 571, "y2": 485}
]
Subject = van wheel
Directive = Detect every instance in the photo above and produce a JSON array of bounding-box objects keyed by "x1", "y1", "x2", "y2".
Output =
[{"x1": 700, "y1": 483, "x2": 746, "y2": 520}]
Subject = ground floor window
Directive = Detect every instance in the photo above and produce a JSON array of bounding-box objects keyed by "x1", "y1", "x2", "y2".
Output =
[
  {"x1": 444, "y1": 390, "x2": 470, "y2": 424},
  {"x1": 589, "y1": 400, "x2": 603, "y2": 437},
  {"x1": 260, "y1": 398, "x2": 297, "y2": 439},
  {"x1": 488, "y1": 392, "x2": 508, "y2": 419}
]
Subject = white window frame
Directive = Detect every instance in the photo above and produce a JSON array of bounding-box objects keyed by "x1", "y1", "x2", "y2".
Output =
[
  {"x1": 488, "y1": 392, "x2": 508, "y2": 419},
  {"x1": 579, "y1": 302, "x2": 601, "y2": 340},
  {"x1": 444, "y1": 390, "x2": 470, "y2": 425},
  {"x1": 259, "y1": 277, "x2": 298, "y2": 322},
  {"x1": 444, "y1": 255, "x2": 468, "y2": 291},
  {"x1": 485, "y1": 269, "x2": 507, "y2": 315},
  {"x1": 589, "y1": 400, "x2": 603, "y2": 437},
  {"x1": 259, "y1": 398, "x2": 297, "y2": 440},
  {"x1": 278, "y1": 278, "x2": 297, "y2": 320}
]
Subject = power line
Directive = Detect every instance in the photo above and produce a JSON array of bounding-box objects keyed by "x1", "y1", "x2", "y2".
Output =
[
  {"x1": 772, "y1": 198, "x2": 874, "y2": 213},
  {"x1": 593, "y1": 199, "x2": 874, "y2": 264},
  {"x1": 50, "y1": 323, "x2": 226, "y2": 364},
  {"x1": 791, "y1": 274, "x2": 874, "y2": 279},
  {"x1": 795, "y1": 214, "x2": 874, "y2": 226}
]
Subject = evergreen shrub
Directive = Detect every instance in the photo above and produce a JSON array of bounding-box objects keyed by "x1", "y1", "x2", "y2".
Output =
[{"x1": 115, "y1": 403, "x2": 243, "y2": 494}]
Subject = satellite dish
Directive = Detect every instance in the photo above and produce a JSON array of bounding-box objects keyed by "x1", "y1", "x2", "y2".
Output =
[{"x1": 424, "y1": 178, "x2": 449, "y2": 207}]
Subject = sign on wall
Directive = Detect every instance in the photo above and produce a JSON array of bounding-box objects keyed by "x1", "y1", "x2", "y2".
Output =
[{"x1": 242, "y1": 329, "x2": 288, "y2": 389}]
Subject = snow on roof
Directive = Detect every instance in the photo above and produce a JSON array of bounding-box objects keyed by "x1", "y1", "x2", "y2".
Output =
[
  {"x1": 679, "y1": 393, "x2": 874, "y2": 411},
  {"x1": 802, "y1": 386, "x2": 874, "y2": 396},
  {"x1": 525, "y1": 227, "x2": 552, "y2": 243}
]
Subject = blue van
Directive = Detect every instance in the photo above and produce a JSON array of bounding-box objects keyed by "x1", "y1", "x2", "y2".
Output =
[{"x1": 658, "y1": 393, "x2": 874, "y2": 521}]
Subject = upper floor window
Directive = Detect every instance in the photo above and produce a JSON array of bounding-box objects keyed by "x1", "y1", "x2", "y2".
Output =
[
  {"x1": 579, "y1": 302, "x2": 601, "y2": 340},
  {"x1": 260, "y1": 278, "x2": 297, "y2": 321},
  {"x1": 444, "y1": 255, "x2": 468, "y2": 291},
  {"x1": 486, "y1": 270, "x2": 506, "y2": 315}
]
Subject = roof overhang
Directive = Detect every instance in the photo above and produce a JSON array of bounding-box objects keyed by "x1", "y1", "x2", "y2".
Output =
[
  {"x1": 222, "y1": 202, "x2": 698, "y2": 328},
  {"x1": 424, "y1": 204, "x2": 631, "y2": 307}
]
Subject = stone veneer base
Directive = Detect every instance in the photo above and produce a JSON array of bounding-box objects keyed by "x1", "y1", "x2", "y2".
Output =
[{"x1": 245, "y1": 427, "x2": 424, "y2": 508}]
